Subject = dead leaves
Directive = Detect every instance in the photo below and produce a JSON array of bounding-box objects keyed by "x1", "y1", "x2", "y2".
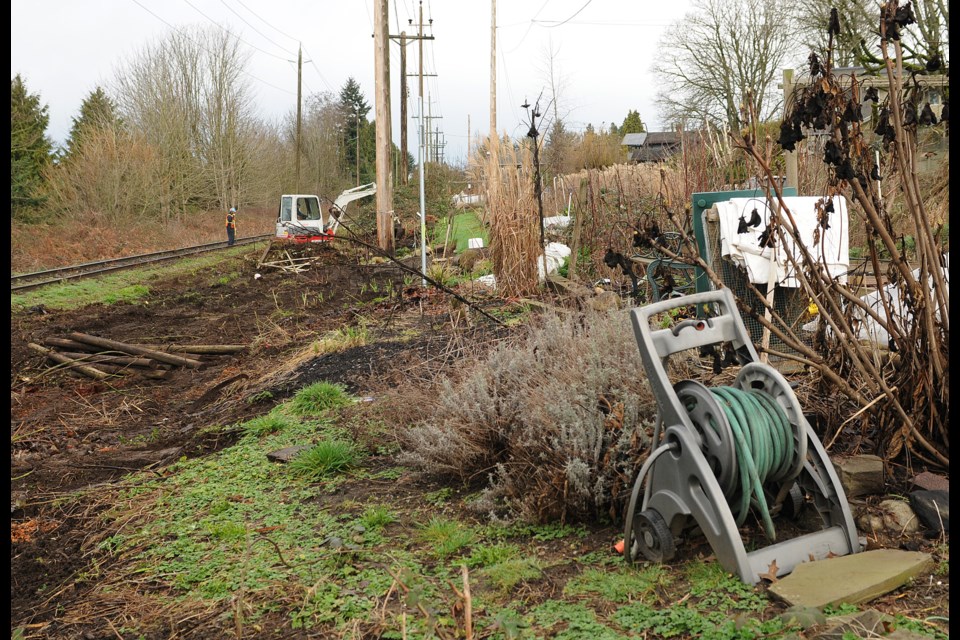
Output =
[{"x1": 757, "y1": 559, "x2": 779, "y2": 583}]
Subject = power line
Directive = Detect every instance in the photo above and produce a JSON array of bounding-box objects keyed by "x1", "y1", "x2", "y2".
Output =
[
  {"x1": 180, "y1": 0, "x2": 292, "y2": 61},
  {"x1": 300, "y1": 44, "x2": 336, "y2": 93},
  {"x1": 505, "y1": 0, "x2": 552, "y2": 54},
  {"x1": 217, "y1": 0, "x2": 296, "y2": 54},
  {"x1": 538, "y1": 0, "x2": 594, "y2": 28},
  {"x1": 231, "y1": 0, "x2": 301, "y2": 44},
  {"x1": 531, "y1": 19, "x2": 673, "y2": 27},
  {"x1": 129, "y1": 0, "x2": 295, "y2": 95}
]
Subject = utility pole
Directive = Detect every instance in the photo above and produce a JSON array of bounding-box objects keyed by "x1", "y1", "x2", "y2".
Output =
[
  {"x1": 418, "y1": 1, "x2": 427, "y2": 285},
  {"x1": 374, "y1": 0, "x2": 394, "y2": 253},
  {"x1": 467, "y1": 114, "x2": 471, "y2": 161},
  {"x1": 296, "y1": 45, "x2": 303, "y2": 191},
  {"x1": 356, "y1": 109, "x2": 360, "y2": 187},
  {"x1": 490, "y1": 0, "x2": 496, "y2": 143},
  {"x1": 399, "y1": 32, "x2": 408, "y2": 185}
]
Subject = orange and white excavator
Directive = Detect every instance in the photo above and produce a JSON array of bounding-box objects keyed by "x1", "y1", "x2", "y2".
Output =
[{"x1": 275, "y1": 183, "x2": 376, "y2": 243}]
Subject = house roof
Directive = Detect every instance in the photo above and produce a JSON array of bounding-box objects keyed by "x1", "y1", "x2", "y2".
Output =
[
  {"x1": 621, "y1": 132, "x2": 647, "y2": 147},
  {"x1": 644, "y1": 132, "x2": 682, "y2": 145}
]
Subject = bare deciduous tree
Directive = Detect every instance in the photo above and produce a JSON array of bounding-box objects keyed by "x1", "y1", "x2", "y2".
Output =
[
  {"x1": 793, "y1": 0, "x2": 948, "y2": 72},
  {"x1": 112, "y1": 26, "x2": 259, "y2": 219},
  {"x1": 652, "y1": 0, "x2": 795, "y2": 132}
]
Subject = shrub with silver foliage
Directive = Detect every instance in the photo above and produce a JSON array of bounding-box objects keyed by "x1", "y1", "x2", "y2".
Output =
[{"x1": 399, "y1": 308, "x2": 668, "y2": 524}]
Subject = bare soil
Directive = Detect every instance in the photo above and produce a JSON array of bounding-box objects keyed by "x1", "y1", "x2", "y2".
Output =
[{"x1": 9, "y1": 241, "x2": 948, "y2": 639}]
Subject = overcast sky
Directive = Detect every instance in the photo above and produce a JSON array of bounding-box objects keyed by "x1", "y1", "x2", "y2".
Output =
[{"x1": 11, "y1": 0, "x2": 696, "y2": 166}]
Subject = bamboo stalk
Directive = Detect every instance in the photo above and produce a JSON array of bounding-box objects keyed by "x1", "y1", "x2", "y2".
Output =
[
  {"x1": 28, "y1": 343, "x2": 111, "y2": 380},
  {"x1": 67, "y1": 333, "x2": 203, "y2": 368}
]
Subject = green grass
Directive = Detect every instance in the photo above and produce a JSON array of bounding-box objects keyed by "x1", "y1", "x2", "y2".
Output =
[
  {"x1": 287, "y1": 382, "x2": 354, "y2": 416},
  {"x1": 240, "y1": 411, "x2": 296, "y2": 437},
  {"x1": 564, "y1": 564, "x2": 671, "y2": 601},
  {"x1": 288, "y1": 439, "x2": 361, "y2": 480},
  {"x1": 11, "y1": 244, "x2": 256, "y2": 311},
  {"x1": 417, "y1": 516, "x2": 477, "y2": 558},
  {"x1": 481, "y1": 557, "x2": 543, "y2": 594},
  {"x1": 433, "y1": 209, "x2": 488, "y2": 254}
]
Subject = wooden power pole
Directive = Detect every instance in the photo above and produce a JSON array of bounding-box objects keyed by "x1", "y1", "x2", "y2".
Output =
[
  {"x1": 490, "y1": 0, "x2": 496, "y2": 143},
  {"x1": 374, "y1": 0, "x2": 394, "y2": 253},
  {"x1": 399, "y1": 32, "x2": 408, "y2": 185},
  {"x1": 296, "y1": 45, "x2": 303, "y2": 191}
]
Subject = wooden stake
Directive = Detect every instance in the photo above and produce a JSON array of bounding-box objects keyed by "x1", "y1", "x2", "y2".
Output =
[
  {"x1": 461, "y1": 565, "x2": 473, "y2": 640},
  {"x1": 67, "y1": 333, "x2": 203, "y2": 368}
]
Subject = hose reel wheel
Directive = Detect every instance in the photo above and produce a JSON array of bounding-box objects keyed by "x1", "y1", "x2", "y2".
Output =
[
  {"x1": 628, "y1": 509, "x2": 676, "y2": 563},
  {"x1": 734, "y1": 363, "x2": 808, "y2": 482},
  {"x1": 674, "y1": 380, "x2": 738, "y2": 495}
]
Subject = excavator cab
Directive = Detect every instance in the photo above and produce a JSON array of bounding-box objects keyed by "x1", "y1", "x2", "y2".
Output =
[{"x1": 275, "y1": 184, "x2": 376, "y2": 243}]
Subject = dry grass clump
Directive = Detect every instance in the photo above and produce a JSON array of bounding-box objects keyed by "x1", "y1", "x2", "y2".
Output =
[
  {"x1": 485, "y1": 138, "x2": 541, "y2": 298},
  {"x1": 398, "y1": 307, "x2": 682, "y2": 525}
]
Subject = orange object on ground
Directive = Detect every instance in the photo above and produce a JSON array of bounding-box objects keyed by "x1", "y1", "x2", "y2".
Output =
[{"x1": 613, "y1": 539, "x2": 625, "y2": 554}]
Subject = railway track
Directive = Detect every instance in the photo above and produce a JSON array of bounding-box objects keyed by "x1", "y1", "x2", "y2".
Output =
[{"x1": 11, "y1": 234, "x2": 274, "y2": 292}]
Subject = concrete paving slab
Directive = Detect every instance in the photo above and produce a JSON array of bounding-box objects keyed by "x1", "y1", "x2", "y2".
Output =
[{"x1": 768, "y1": 549, "x2": 933, "y2": 609}]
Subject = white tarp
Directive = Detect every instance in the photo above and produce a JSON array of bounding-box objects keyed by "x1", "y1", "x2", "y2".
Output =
[
  {"x1": 714, "y1": 196, "x2": 849, "y2": 288},
  {"x1": 537, "y1": 242, "x2": 572, "y2": 281},
  {"x1": 803, "y1": 252, "x2": 949, "y2": 345},
  {"x1": 452, "y1": 192, "x2": 483, "y2": 208},
  {"x1": 543, "y1": 214, "x2": 573, "y2": 230}
]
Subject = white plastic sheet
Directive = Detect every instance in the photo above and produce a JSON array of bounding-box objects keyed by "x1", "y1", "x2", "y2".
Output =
[{"x1": 714, "y1": 196, "x2": 849, "y2": 288}]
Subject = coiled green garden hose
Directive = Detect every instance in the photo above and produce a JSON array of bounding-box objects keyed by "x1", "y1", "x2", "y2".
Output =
[{"x1": 709, "y1": 386, "x2": 795, "y2": 541}]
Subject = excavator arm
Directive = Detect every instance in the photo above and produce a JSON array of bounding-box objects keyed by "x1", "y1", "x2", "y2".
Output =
[{"x1": 327, "y1": 182, "x2": 376, "y2": 235}]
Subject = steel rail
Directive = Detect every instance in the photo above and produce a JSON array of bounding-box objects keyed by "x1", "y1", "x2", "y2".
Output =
[{"x1": 11, "y1": 234, "x2": 274, "y2": 292}]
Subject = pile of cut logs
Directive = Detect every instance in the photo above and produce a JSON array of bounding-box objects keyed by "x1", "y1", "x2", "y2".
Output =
[{"x1": 28, "y1": 332, "x2": 246, "y2": 381}]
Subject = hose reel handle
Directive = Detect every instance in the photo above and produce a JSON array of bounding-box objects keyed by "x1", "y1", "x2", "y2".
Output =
[{"x1": 670, "y1": 318, "x2": 712, "y2": 336}]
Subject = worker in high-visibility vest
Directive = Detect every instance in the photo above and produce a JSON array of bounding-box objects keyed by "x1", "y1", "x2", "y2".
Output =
[{"x1": 226, "y1": 207, "x2": 237, "y2": 246}]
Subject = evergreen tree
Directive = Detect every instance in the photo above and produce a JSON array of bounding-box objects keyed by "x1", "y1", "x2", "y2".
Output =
[
  {"x1": 65, "y1": 86, "x2": 121, "y2": 158},
  {"x1": 11, "y1": 74, "x2": 53, "y2": 217},
  {"x1": 620, "y1": 109, "x2": 646, "y2": 135},
  {"x1": 338, "y1": 77, "x2": 373, "y2": 184}
]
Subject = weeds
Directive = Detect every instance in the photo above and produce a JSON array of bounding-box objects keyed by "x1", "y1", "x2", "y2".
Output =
[
  {"x1": 417, "y1": 517, "x2": 476, "y2": 558},
  {"x1": 240, "y1": 412, "x2": 294, "y2": 437},
  {"x1": 481, "y1": 557, "x2": 542, "y2": 594},
  {"x1": 313, "y1": 326, "x2": 370, "y2": 354}
]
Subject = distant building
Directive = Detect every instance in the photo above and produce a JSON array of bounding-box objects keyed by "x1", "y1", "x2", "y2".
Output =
[{"x1": 621, "y1": 131, "x2": 683, "y2": 163}]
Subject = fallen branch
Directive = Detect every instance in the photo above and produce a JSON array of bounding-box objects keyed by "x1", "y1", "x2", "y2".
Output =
[
  {"x1": 132, "y1": 344, "x2": 246, "y2": 355},
  {"x1": 28, "y1": 343, "x2": 111, "y2": 380},
  {"x1": 57, "y1": 352, "x2": 168, "y2": 369},
  {"x1": 67, "y1": 333, "x2": 203, "y2": 368}
]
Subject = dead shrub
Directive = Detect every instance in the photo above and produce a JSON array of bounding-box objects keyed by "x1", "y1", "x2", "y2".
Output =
[{"x1": 398, "y1": 308, "x2": 693, "y2": 525}]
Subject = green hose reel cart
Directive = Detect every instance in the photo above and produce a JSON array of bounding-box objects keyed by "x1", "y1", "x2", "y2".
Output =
[{"x1": 623, "y1": 287, "x2": 861, "y2": 584}]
